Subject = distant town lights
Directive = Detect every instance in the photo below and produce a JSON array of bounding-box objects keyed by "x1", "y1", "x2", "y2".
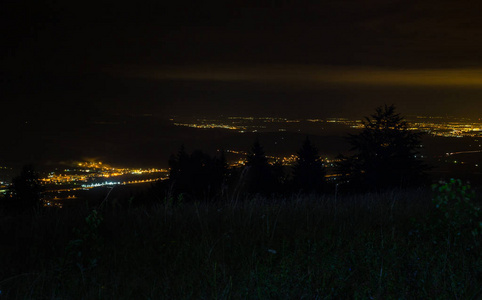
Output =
[{"x1": 81, "y1": 181, "x2": 121, "y2": 188}]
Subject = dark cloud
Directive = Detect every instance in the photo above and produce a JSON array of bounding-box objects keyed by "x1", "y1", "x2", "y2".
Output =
[{"x1": 4, "y1": 0, "x2": 482, "y2": 70}]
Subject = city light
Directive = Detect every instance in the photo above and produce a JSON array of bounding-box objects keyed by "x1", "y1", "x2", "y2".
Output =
[
  {"x1": 171, "y1": 115, "x2": 482, "y2": 138},
  {"x1": 31, "y1": 161, "x2": 170, "y2": 201},
  {"x1": 3, "y1": 115, "x2": 482, "y2": 201}
]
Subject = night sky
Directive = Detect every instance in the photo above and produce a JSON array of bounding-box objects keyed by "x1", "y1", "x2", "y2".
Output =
[
  {"x1": 3, "y1": 0, "x2": 482, "y2": 168},
  {"x1": 3, "y1": 0, "x2": 482, "y2": 119}
]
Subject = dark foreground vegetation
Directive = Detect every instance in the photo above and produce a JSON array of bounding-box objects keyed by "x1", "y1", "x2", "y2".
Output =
[{"x1": 2, "y1": 182, "x2": 482, "y2": 299}]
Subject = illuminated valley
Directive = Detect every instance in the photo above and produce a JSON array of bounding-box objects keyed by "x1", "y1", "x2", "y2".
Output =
[
  {"x1": 36, "y1": 161, "x2": 168, "y2": 207},
  {"x1": 2, "y1": 114, "x2": 482, "y2": 207},
  {"x1": 172, "y1": 115, "x2": 482, "y2": 138}
]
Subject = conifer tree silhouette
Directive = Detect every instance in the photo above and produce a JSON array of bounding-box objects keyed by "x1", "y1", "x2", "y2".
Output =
[
  {"x1": 7, "y1": 164, "x2": 44, "y2": 212},
  {"x1": 245, "y1": 138, "x2": 277, "y2": 195},
  {"x1": 292, "y1": 136, "x2": 325, "y2": 193},
  {"x1": 339, "y1": 105, "x2": 427, "y2": 190},
  {"x1": 168, "y1": 146, "x2": 227, "y2": 200}
]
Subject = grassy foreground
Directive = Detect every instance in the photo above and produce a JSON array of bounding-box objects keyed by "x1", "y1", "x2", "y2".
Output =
[{"x1": 1, "y1": 188, "x2": 482, "y2": 299}]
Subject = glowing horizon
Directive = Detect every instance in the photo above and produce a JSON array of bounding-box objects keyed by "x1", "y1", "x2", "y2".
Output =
[{"x1": 113, "y1": 65, "x2": 482, "y2": 88}]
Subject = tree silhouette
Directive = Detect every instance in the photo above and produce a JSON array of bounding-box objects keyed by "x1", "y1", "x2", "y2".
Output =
[
  {"x1": 339, "y1": 105, "x2": 427, "y2": 190},
  {"x1": 167, "y1": 146, "x2": 227, "y2": 201},
  {"x1": 271, "y1": 158, "x2": 286, "y2": 192},
  {"x1": 292, "y1": 136, "x2": 325, "y2": 193},
  {"x1": 212, "y1": 149, "x2": 228, "y2": 195},
  {"x1": 7, "y1": 164, "x2": 44, "y2": 212},
  {"x1": 244, "y1": 138, "x2": 280, "y2": 195},
  {"x1": 168, "y1": 144, "x2": 189, "y2": 184}
]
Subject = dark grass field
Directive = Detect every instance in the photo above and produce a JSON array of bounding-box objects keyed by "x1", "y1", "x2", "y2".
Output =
[{"x1": 1, "y1": 188, "x2": 482, "y2": 299}]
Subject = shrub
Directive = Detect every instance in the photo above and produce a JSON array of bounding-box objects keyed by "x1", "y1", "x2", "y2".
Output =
[{"x1": 431, "y1": 179, "x2": 482, "y2": 252}]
